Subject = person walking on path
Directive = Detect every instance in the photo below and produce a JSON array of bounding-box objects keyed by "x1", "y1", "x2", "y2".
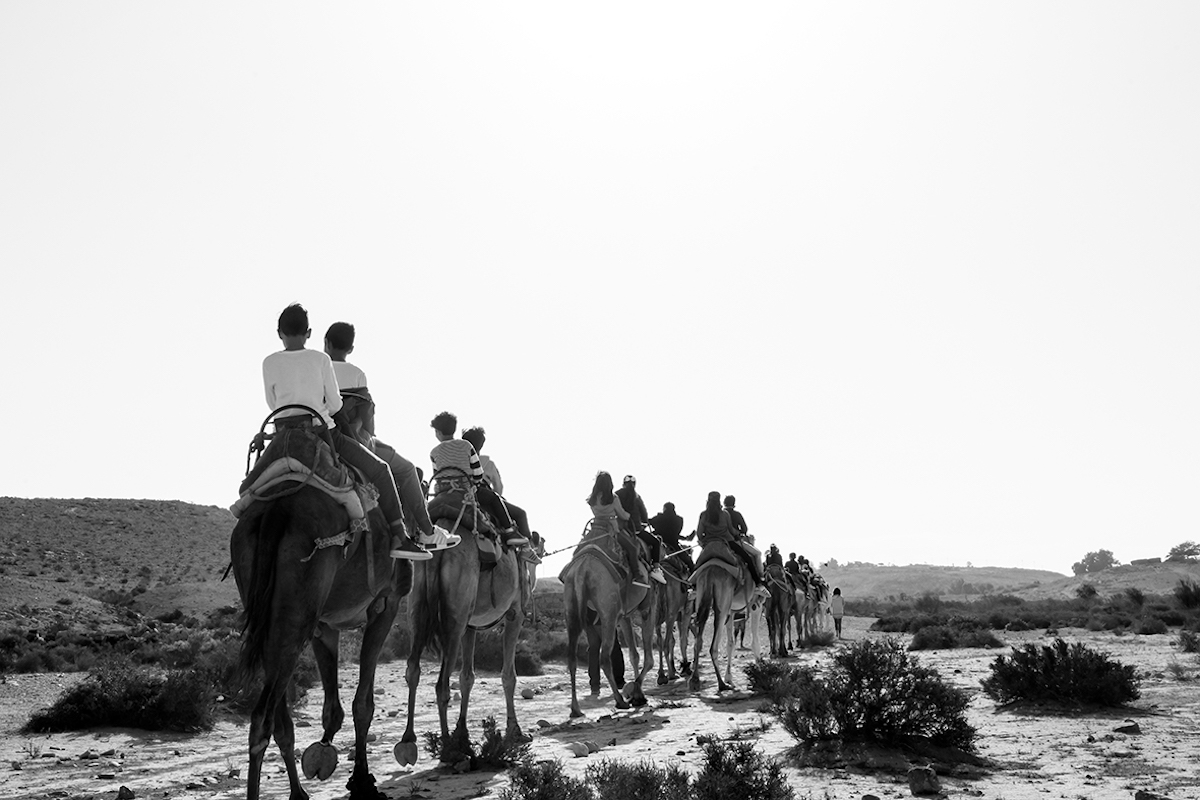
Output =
[{"x1": 830, "y1": 587, "x2": 845, "y2": 638}]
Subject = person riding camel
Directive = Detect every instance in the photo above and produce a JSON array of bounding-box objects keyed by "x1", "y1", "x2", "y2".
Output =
[
  {"x1": 649, "y1": 501, "x2": 694, "y2": 572},
  {"x1": 616, "y1": 475, "x2": 665, "y2": 585},
  {"x1": 322, "y1": 321, "x2": 459, "y2": 552},
  {"x1": 586, "y1": 471, "x2": 651, "y2": 590},
  {"x1": 695, "y1": 490, "x2": 768, "y2": 598},
  {"x1": 261, "y1": 303, "x2": 429, "y2": 561},
  {"x1": 765, "y1": 543, "x2": 784, "y2": 569},
  {"x1": 429, "y1": 411, "x2": 527, "y2": 547},
  {"x1": 461, "y1": 426, "x2": 538, "y2": 563}
]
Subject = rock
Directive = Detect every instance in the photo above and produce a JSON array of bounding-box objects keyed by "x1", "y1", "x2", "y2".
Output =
[
  {"x1": 365, "y1": 733, "x2": 377, "y2": 743},
  {"x1": 536, "y1": 719, "x2": 551, "y2": 728},
  {"x1": 607, "y1": 738, "x2": 617, "y2": 747},
  {"x1": 295, "y1": 720, "x2": 311, "y2": 728},
  {"x1": 584, "y1": 741, "x2": 600, "y2": 753},
  {"x1": 863, "y1": 795, "x2": 882, "y2": 800},
  {"x1": 387, "y1": 710, "x2": 399, "y2": 717},
  {"x1": 117, "y1": 787, "x2": 135, "y2": 800},
  {"x1": 453, "y1": 759, "x2": 471, "y2": 774},
  {"x1": 907, "y1": 765, "x2": 940, "y2": 795},
  {"x1": 521, "y1": 688, "x2": 535, "y2": 699},
  {"x1": 676, "y1": 750, "x2": 686, "y2": 756},
  {"x1": 101, "y1": 749, "x2": 117, "y2": 757},
  {"x1": 1134, "y1": 792, "x2": 1175, "y2": 800},
  {"x1": 373, "y1": 688, "x2": 384, "y2": 695},
  {"x1": 1115, "y1": 722, "x2": 1142, "y2": 735},
  {"x1": 81, "y1": 749, "x2": 99, "y2": 760},
  {"x1": 97, "y1": 773, "x2": 117, "y2": 780},
  {"x1": 566, "y1": 742, "x2": 590, "y2": 758}
]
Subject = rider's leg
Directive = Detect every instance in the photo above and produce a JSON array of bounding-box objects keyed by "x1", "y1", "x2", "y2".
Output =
[
  {"x1": 618, "y1": 531, "x2": 649, "y2": 588},
  {"x1": 332, "y1": 433, "x2": 430, "y2": 560}
]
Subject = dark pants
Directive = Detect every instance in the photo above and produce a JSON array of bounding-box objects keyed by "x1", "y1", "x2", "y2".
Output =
[
  {"x1": 733, "y1": 539, "x2": 762, "y2": 584},
  {"x1": 503, "y1": 498, "x2": 532, "y2": 541},
  {"x1": 371, "y1": 438, "x2": 433, "y2": 537},
  {"x1": 476, "y1": 482, "x2": 515, "y2": 529},
  {"x1": 331, "y1": 431, "x2": 406, "y2": 535},
  {"x1": 617, "y1": 530, "x2": 643, "y2": 581},
  {"x1": 635, "y1": 528, "x2": 662, "y2": 562},
  {"x1": 662, "y1": 540, "x2": 695, "y2": 571}
]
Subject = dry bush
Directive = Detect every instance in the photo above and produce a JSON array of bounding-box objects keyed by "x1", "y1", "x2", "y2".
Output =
[
  {"x1": 423, "y1": 715, "x2": 530, "y2": 770},
  {"x1": 909, "y1": 625, "x2": 1003, "y2": 651},
  {"x1": 692, "y1": 739, "x2": 794, "y2": 800},
  {"x1": 587, "y1": 759, "x2": 691, "y2": 800},
  {"x1": 773, "y1": 638, "x2": 975, "y2": 751},
  {"x1": 980, "y1": 638, "x2": 1139, "y2": 706},
  {"x1": 743, "y1": 660, "x2": 818, "y2": 706},
  {"x1": 499, "y1": 758, "x2": 592, "y2": 800},
  {"x1": 1175, "y1": 580, "x2": 1200, "y2": 610},
  {"x1": 1178, "y1": 630, "x2": 1199, "y2": 653},
  {"x1": 23, "y1": 661, "x2": 214, "y2": 733}
]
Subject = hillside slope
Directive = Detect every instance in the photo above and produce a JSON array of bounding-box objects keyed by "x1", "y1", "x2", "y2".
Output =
[{"x1": 816, "y1": 563, "x2": 1066, "y2": 601}]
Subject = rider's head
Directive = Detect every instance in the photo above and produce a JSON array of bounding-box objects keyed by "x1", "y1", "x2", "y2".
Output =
[
  {"x1": 590, "y1": 471, "x2": 615, "y2": 504},
  {"x1": 623, "y1": 475, "x2": 636, "y2": 488},
  {"x1": 277, "y1": 303, "x2": 309, "y2": 337},
  {"x1": 705, "y1": 491, "x2": 722, "y2": 523},
  {"x1": 462, "y1": 426, "x2": 486, "y2": 453},
  {"x1": 324, "y1": 321, "x2": 355, "y2": 355},
  {"x1": 723, "y1": 495, "x2": 736, "y2": 508},
  {"x1": 789, "y1": 552, "x2": 797, "y2": 560},
  {"x1": 431, "y1": 411, "x2": 458, "y2": 439},
  {"x1": 663, "y1": 501, "x2": 675, "y2": 514}
]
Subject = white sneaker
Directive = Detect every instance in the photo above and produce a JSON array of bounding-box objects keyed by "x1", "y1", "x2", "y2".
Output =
[
  {"x1": 632, "y1": 580, "x2": 651, "y2": 590},
  {"x1": 649, "y1": 566, "x2": 667, "y2": 585},
  {"x1": 420, "y1": 525, "x2": 461, "y2": 551}
]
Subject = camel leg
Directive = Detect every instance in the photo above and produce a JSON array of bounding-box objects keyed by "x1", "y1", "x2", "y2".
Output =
[
  {"x1": 567, "y1": 596, "x2": 585, "y2": 718},
  {"x1": 719, "y1": 608, "x2": 735, "y2": 691},
  {"x1": 688, "y1": 594, "x2": 708, "y2": 692},
  {"x1": 749, "y1": 600, "x2": 761, "y2": 662},
  {"x1": 398, "y1": 573, "x2": 429, "y2": 766},
  {"x1": 710, "y1": 607, "x2": 727, "y2": 692},
  {"x1": 620, "y1": 616, "x2": 645, "y2": 706},
  {"x1": 500, "y1": 608, "x2": 527, "y2": 741},
  {"x1": 346, "y1": 594, "x2": 397, "y2": 800},
  {"x1": 599, "y1": 612, "x2": 630, "y2": 710},
  {"x1": 448, "y1": 628, "x2": 476, "y2": 762},
  {"x1": 586, "y1": 622, "x2": 602, "y2": 697},
  {"x1": 248, "y1": 637, "x2": 308, "y2": 800},
  {"x1": 310, "y1": 625, "x2": 344, "y2": 744}
]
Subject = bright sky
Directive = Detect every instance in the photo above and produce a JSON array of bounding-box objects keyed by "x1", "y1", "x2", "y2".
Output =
[{"x1": 3, "y1": 3, "x2": 1197, "y2": 578}]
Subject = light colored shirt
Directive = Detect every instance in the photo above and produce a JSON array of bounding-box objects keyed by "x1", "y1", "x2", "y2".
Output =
[
  {"x1": 430, "y1": 439, "x2": 484, "y2": 481},
  {"x1": 262, "y1": 349, "x2": 343, "y2": 428},
  {"x1": 830, "y1": 595, "x2": 845, "y2": 617},
  {"x1": 479, "y1": 454, "x2": 503, "y2": 494},
  {"x1": 332, "y1": 360, "x2": 368, "y2": 390}
]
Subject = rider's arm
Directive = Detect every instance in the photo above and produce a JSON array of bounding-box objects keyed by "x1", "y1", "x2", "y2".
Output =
[{"x1": 614, "y1": 496, "x2": 630, "y2": 522}]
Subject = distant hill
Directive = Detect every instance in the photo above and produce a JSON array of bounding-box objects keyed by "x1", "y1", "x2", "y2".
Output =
[
  {"x1": 1012, "y1": 561, "x2": 1200, "y2": 601},
  {"x1": 816, "y1": 563, "x2": 1067, "y2": 601}
]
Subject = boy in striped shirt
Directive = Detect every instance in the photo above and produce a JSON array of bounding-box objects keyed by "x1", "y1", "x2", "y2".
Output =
[{"x1": 430, "y1": 412, "x2": 527, "y2": 547}]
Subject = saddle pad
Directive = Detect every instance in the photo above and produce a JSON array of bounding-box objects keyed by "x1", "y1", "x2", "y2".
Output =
[
  {"x1": 559, "y1": 543, "x2": 624, "y2": 586},
  {"x1": 694, "y1": 539, "x2": 740, "y2": 571},
  {"x1": 692, "y1": 558, "x2": 741, "y2": 582},
  {"x1": 230, "y1": 457, "x2": 371, "y2": 522},
  {"x1": 240, "y1": 428, "x2": 352, "y2": 495}
]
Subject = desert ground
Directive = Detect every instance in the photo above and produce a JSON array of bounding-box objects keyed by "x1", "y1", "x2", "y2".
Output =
[
  {"x1": 2, "y1": 615, "x2": 1198, "y2": 800},
  {"x1": 2, "y1": 499, "x2": 1199, "y2": 800}
]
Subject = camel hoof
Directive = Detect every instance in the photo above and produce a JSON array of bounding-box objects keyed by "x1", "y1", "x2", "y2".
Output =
[
  {"x1": 630, "y1": 695, "x2": 647, "y2": 707},
  {"x1": 614, "y1": 697, "x2": 630, "y2": 710},
  {"x1": 301, "y1": 742, "x2": 338, "y2": 781},
  {"x1": 656, "y1": 673, "x2": 668, "y2": 686},
  {"x1": 570, "y1": 707, "x2": 585, "y2": 718},
  {"x1": 393, "y1": 740, "x2": 419, "y2": 766}
]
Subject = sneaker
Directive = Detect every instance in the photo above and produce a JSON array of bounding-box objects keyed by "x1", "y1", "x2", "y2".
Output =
[
  {"x1": 420, "y1": 525, "x2": 461, "y2": 551},
  {"x1": 522, "y1": 550, "x2": 543, "y2": 565},
  {"x1": 649, "y1": 565, "x2": 667, "y2": 584},
  {"x1": 502, "y1": 527, "x2": 529, "y2": 547},
  {"x1": 754, "y1": 584, "x2": 770, "y2": 599},
  {"x1": 390, "y1": 538, "x2": 433, "y2": 561}
]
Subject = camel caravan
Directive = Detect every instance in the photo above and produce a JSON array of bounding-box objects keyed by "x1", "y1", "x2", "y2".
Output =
[{"x1": 226, "y1": 303, "x2": 833, "y2": 800}]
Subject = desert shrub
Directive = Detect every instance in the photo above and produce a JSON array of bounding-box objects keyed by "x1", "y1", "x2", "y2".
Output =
[
  {"x1": 796, "y1": 629, "x2": 836, "y2": 648},
  {"x1": 1075, "y1": 584, "x2": 1098, "y2": 600},
  {"x1": 773, "y1": 638, "x2": 975, "y2": 751},
  {"x1": 1123, "y1": 587, "x2": 1145, "y2": 608},
  {"x1": 980, "y1": 638, "x2": 1140, "y2": 706},
  {"x1": 909, "y1": 625, "x2": 1003, "y2": 651},
  {"x1": 499, "y1": 758, "x2": 592, "y2": 800},
  {"x1": 692, "y1": 740, "x2": 793, "y2": 800},
  {"x1": 471, "y1": 632, "x2": 545, "y2": 676},
  {"x1": 587, "y1": 759, "x2": 691, "y2": 800},
  {"x1": 1150, "y1": 608, "x2": 1186, "y2": 627},
  {"x1": 425, "y1": 714, "x2": 530, "y2": 770},
  {"x1": 24, "y1": 661, "x2": 214, "y2": 732},
  {"x1": 1178, "y1": 630, "x2": 1199, "y2": 653},
  {"x1": 1174, "y1": 580, "x2": 1200, "y2": 610},
  {"x1": 913, "y1": 592, "x2": 942, "y2": 614},
  {"x1": 1137, "y1": 617, "x2": 1168, "y2": 635},
  {"x1": 743, "y1": 660, "x2": 818, "y2": 705}
]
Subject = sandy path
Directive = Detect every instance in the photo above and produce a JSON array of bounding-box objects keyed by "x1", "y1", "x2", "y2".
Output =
[{"x1": 2, "y1": 618, "x2": 1198, "y2": 800}]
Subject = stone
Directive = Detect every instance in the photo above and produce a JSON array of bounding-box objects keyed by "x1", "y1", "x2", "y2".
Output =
[
  {"x1": 80, "y1": 749, "x2": 99, "y2": 760},
  {"x1": 101, "y1": 749, "x2": 117, "y2": 757},
  {"x1": 117, "y1": 787, "x2": 135, "y2": 800},
  {"x1": 453, "y1": 759, "x2": 471, "y2": 774},
  {"x1": 536, "y1": 719, "x2": 551, "y2": 728},
  {"x1": 863, "y1": 795, "x2": 882, "y2": 800},
  {"x1": 584, "y1": 741, "x2": 600, "y2": 753},
  {"x1": 1134, "y1": 791, "x2": 1175, "y2": 800},
  {"x1": 1115, "y1": 722, "x2": 1142, "y2": 735},
  {"x1": 566, "y1": 742, "x2": 590, "y2": 758},
  {"x1": 907, "y1": 765, "x2": 940, "y2": 795},
  {"x1": 97, "y1": 773, "x2": 116, "y2": 780},
  {"x1": 521, "y1": 688, "x2": 535, "y2": 699}
]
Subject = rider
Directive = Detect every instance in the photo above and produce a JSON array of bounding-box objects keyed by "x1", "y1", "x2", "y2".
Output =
[
  {"x1": 616, "y1": 476, "x2": 665, "y2": 585},
  {"x1": 587, "y1": 471, "x2": 649, "y2": 590},
  {"x1": 765, "y1": 543, "x2": 784, "y2": 569},
  {"x1": 695, "y1": 490, "x2": 768, "y2": 597},
  {"x1": 323, "y1": 321, "x2": 458, "y2": 552},
  {"x1": 429, "y1": 411, "x2": 527, "y2": 547},
  {"x1": 261, "y1": 304, "x2": 429, "y2": 561},
  {"x1": 648, "y1": 501, "x2": 694, "y2": 572},
  {"x1": 461, "y1": 426, "x2": 537, "y2": 562}
]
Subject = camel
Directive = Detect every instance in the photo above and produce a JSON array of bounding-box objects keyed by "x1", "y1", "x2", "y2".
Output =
[
  {"x1": 562, "y1": 523, "x2": 655, "y2": 716},
  {"x1": 230, "y1": 488, "x2": 410, "y2": 800},
  {"x1": 763, "y1": 563, "x2": 795, "y2": 657},
  {"x1": 688, "y1": 541, "x2": 761, "y2": 692},
  {"x1": 655, "y1": 554, "x2": 693, "y2": 684},
  {"x1": 395, "y1": 515, "x2": 528, "y2": 766},
  {"x1": 788, "y1": 569, "x2": 829, "y2": 646}
]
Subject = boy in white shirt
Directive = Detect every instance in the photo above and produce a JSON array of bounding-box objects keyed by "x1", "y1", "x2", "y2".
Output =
[
  {"x1": 262, "y1": 304, "x2": 429, "y2": 561},
  {"x1": 323, "y1": 321, "x2": 458, "y2": 551}
]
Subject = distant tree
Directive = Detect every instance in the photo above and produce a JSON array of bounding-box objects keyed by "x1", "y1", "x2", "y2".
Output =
[
  {"x1": 948, "y1": 577, "x2": 965, "y2": 595},
  {"x1": 1166, "y1": 541, "x2": 1200, "y2": 562},
  {"x1": 1072, "y1": 549, "x2": 1118, "y2": 576},
  {"x1": 825, "y1": 558, "x2": 840, "y2": 568},
  {"x1": 1075, "y1": 583, "x2": 1098, "y2": 600}
]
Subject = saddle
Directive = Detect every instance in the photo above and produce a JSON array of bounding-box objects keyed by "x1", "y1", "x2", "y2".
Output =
[
  {"x1": 427, "y1": 482, "x2": 507, "y2": 570},
  {"x1": 692, "y1": 540, "x2": 747, "y2": 585},
  {"x1": 230, "y1": 424, "x2": 372, "y2": 526}
]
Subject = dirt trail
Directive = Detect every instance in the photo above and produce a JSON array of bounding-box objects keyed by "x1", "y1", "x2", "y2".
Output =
[{"x1": 2, "y1": 618, "x2": 1198, "y2": 800}]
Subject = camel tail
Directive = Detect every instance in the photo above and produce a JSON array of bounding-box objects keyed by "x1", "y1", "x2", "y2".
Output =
[
  {"x1": 412, "y1": 551, "x2": 445, "y2": 659},
  {"x1": 238, "y1": 503, "x2": 287, "y2": 679}
]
